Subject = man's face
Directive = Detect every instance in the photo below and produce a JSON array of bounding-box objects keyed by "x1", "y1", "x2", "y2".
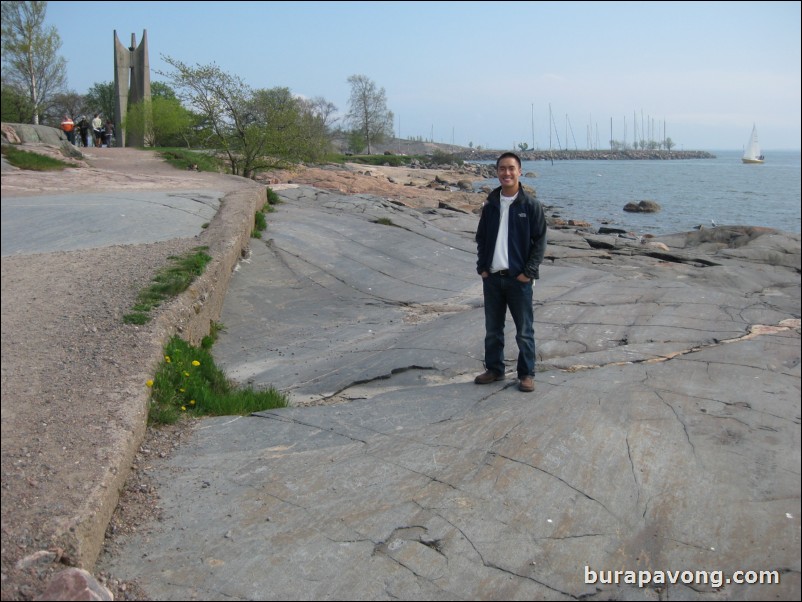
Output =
[{"x1": 497, "y1": 157, "x2": 521, "y2": 191}]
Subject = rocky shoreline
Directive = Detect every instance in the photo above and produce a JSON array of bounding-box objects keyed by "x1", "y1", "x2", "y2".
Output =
[{"x1": 254, "y1": 161, "x2": 656, "y2": 237}]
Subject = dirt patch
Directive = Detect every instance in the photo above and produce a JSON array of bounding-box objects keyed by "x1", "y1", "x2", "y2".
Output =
[{"x1": 0, "y1": 239, "x2": 198, "y2": 601}]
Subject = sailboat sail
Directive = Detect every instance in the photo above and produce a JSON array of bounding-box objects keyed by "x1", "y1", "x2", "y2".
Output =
[{"x1": 742, "y1": 125, "x2": 764, "y2": 164}]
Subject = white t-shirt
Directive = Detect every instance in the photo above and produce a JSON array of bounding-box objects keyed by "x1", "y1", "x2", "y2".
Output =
[{"x1": 491, "y1": 192, "x2": 517, "y2": 272}]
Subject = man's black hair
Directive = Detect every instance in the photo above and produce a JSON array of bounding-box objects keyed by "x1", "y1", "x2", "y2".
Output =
[{"x1": 496, "y1": 152, "x2": 522, "y2": 168}]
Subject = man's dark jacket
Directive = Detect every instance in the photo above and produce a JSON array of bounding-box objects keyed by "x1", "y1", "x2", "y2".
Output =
[{"x1": 476, "y1": 185, "x2": 547, "y2": 279}]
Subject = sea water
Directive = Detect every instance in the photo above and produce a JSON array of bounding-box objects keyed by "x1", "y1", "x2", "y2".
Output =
[{"x1": 477, "y1": 150, "x2": 801, "y2": 236}]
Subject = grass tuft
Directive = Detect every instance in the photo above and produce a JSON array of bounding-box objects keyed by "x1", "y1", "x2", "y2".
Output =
[
  {"x1": 123, "y1": 247, "x2": 212, "y2": 324},
  {"x1": 146, "y1": 335, "x2": 288, "y2": 424},
  {"x1": 155, "y1": 148, "x2": 220, "y2": 172},
  {"x1": 1, "y1": 145, "x2": 72, "y2": 170},
  {"x1": 252, "y1": 197, "x2": 275, "y2": 238},
  {"x1": 201, "y1": 321, "x2": 225, "y2": 350}
]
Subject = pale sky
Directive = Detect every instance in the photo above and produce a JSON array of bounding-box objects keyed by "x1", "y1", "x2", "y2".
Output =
[{"x1": 45, "y1": 1, "x2": 801, "y2": 151}]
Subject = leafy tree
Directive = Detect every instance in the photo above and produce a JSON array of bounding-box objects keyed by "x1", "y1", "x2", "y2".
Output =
[
  {"x1": 47, "y1": 90, "x2": 85, "y2": 124},
  {"x1": 664, "y1": 137, "x2": 675, "y2": 152},
  {"x1": 347, "y1": 129, "x2": 366, "y2": 154},
  {"x1": 159, "y1": 56, "x2": 337, "y2": 175},
  {"x1": 84, "y1": 81, "x2": 115, "y2": 123},
  {"x1": 248, "y1": 87, "x2": 300, "y2": 158},
  {"x1": 246, "y1": 87, "x2": 333, "y2": 164},
  {"x1": 1, "y1": 84, "x2": 34, "y2": 122},
  {"x1": 1, "y1": 1, "x2": 66, "y2": 124},
  {"x1": 125, "y1": 96, "x2": 194, "y2": 147},
  {"x1": 306, "y1": 96, "x2": 338, "y2": 132},
  {"x1": 159, "y1": 56, "x2": 271, "y2": 178},
  {"x1": 123, "y1": 83, "x2": 187, "y2": 147},
  {"x1": 151, "y1": 81, "x2": 178, "y2": 101},
  {"x1": 346, "y1": 74, "x2": 392, "y2": 155},
  {"x1": 299, "y1": 95, "x2": 337, "y2": 158}
]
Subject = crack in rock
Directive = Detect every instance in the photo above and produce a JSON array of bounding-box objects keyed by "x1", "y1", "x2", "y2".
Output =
[{"x1": 562, "y1": 318, "x2": 800, "y2": 372}]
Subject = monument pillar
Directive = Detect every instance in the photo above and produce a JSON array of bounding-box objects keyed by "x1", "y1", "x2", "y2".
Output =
[{"x1": 113, "y1": 30, "x2": 151, "y2": 147}]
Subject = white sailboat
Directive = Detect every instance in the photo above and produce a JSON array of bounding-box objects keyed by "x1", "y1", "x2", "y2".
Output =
[{"x1": 741, "y1": 124, "x2": 765, "y2": 164}]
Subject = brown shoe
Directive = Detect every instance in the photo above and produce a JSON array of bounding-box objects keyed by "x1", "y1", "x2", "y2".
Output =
[
  {"x1": 518, "y1": 376, "x2": 535, "y2": 392},
  {"x1": 474, "y1": 370, "x2": 504, "y2": 385}
]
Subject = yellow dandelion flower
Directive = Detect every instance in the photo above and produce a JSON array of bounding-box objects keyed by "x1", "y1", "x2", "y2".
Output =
[
  {"x1": 165, "y1": 356, "x2": 171, "y2": 363},
  {"x1": 192, "y1": 360, "x2": 201, "y2": 367},
  {"x1": 183, "y1": 371, "x2": 190, "y2": 377},
  {"x1": 146, "y1": 380, "x2": 154, "y2": 387},
  {"x1": 190, "y1": 399, "x2": 196, "y2": 405},
  {"x1": 179, "y1": 388, "x2": 185, "y2": 393},
  {"x1": 181, "y1": 406, "x2": 187, "y2": 411}
]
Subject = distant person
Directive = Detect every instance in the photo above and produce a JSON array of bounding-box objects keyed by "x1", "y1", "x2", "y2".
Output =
[
  {"x1": 92, "y1": 113, "x2": 103, "y2": 147},
  {"x1": 60, "y1": 114, "x2": 75, "y2": 144},
  {"x1": 77, "y1": 115, "x2": 90, "y2": 147},
  {"x1": 104, "y1": 119, "x2": 114, "y2": 147},
  {"x1": 474, "y1": 152, "x2": 547, "y2": 393}
]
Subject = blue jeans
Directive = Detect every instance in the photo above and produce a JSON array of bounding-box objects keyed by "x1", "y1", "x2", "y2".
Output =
[{"x1": 482, "y1": 273, "x2": 535, "y2": 377}]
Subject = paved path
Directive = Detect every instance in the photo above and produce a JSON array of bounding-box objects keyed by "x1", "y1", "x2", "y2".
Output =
[{"x1": 1, "y1": 190, "x2": 222, "y2": 256}]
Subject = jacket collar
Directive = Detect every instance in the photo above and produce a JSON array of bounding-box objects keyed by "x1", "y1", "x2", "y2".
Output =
[{"x1": 488, "y1": 184, "x2": 528, "y2": 206}]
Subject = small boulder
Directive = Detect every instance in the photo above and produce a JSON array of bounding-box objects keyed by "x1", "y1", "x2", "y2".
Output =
[
  {"x1": 34, "y1": 568, "x2": 113, "y2": 601},
  {"x1": 623, "y1": 200, "x2": 661, "y2": 213}
]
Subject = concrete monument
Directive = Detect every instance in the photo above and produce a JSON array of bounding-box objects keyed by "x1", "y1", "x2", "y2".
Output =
[{"x1": 113, "y1": 30, "x2": 151, "y2": 147}]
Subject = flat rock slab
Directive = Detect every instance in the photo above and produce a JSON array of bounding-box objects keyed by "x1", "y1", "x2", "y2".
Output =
[{"x1": 98, "y1": 186, "x2": 801, "y2": 600}]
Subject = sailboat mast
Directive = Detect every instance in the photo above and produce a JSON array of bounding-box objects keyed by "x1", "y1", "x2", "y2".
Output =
[{"x1": 531, "y1": 103, "x2": 535, "y2": 150}]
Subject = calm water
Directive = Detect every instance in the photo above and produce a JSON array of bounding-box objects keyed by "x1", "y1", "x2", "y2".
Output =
[{"x1": 476, "y1": 150, "x2": 801, "y2": 235}]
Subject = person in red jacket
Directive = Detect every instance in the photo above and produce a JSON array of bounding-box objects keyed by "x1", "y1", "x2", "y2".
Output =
[{"x1": 60, "y1": 114, "x2": 75, "y2": 144}]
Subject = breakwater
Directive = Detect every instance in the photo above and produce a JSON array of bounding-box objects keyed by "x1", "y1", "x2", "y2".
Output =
[{"x1": 462, "y1": 149, "x2": 715, "y2": 161}]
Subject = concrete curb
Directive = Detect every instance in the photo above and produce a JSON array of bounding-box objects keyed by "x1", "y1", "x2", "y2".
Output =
[{"x1": 65, "y1": 185, "x2": 266, "y2": 571}]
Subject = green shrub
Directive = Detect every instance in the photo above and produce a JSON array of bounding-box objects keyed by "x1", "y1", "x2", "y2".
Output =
[
  {"x1": 326, "y1": 153, "x2": 420, "y2": 167},
  {"x1": 431, "y1": 150, "x2": 463, "y2": 166},
  {"x1": 266, "y1": 187, "x2": 281, "y2": 206}
]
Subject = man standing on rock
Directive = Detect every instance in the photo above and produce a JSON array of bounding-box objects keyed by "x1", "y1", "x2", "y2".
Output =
[{"x1": 474, "y1": 152, "x2": 547, "y2": 392}]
